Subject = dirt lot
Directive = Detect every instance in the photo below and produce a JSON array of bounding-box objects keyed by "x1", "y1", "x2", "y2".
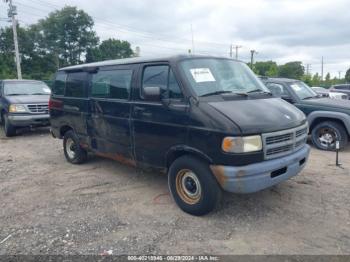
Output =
[{"x1": 0, "y1": 127, "x2": 349, "y2": 255}]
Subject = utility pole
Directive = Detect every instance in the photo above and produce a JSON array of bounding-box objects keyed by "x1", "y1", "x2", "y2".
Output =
[
  {"x1": 306, "y1": 64, "x2": 312, "y2": 76},
  {"x1": 190, "y1": 24, "x2": 195, "y2": 55},
  {"x1": 230, "y1": 45, "x2": 242, "y2": 59},
  {"x1": 338, "y1": 71, "x2": 342, "y2": 79},
  {"x1": 321, "y1": 56, "x2": 324, "y2": 81},
  {"x1": 250, "y1": 50, "x2": 257, "y2": 70},
  {"x1": 234, "y1": 45, "x2": 242, "y2": 59},
  {"x1": 5, "y1": 0, "x2": 22, "y2": 79}
]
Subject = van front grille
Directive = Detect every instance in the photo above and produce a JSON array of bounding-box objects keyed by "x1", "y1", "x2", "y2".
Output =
[
  {"x1": 266, "y1": 144, "x2": 294, "y2": 156},
  {"x1": 27, "y1": 104, "x2": 49, "y2": 114},
  {"x1": 262, "y1": 123, "x2": 308, "y2": 160},
  {"x1": 266, "y1": 133, "x2": 293, "y2": 145}
]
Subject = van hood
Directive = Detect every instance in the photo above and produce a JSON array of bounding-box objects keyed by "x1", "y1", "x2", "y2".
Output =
[
  {"x1": 5, "y1": 95, "x2": 50, "y2": 104},
  {"x1": 208, "y1": 98, "x2": 306, "y2": 134}
]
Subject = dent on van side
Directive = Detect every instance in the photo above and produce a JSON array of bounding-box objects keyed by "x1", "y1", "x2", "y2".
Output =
[{"x1": 49, "y1": 55, "x2": 310, "y2": 216}]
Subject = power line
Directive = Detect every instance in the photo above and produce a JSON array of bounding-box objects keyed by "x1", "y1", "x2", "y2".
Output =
[
  {"x1": 12, "y1": 2, "x2": 231, "y2": 57},
  {"x1": 16, "y1": 0, "x2": 232, "y2": 48}
]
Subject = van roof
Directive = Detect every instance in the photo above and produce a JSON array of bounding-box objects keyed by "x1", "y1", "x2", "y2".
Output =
[
  {"x1": 59, "y1": 54, "x2": 239, "y2": 72},
  {"x1": 260, "y1": 77, "x2": 300, "y2": 83},
  {"x1": 2, "y1": 79, "x2": 44, "y2": 83}
]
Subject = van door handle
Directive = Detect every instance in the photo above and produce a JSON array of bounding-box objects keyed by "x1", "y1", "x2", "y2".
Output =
[
  {"x1": 134, "y1": 106, "x2": 145, "y2": 113},
  {"x1": 63, "y1": 105, "x2": 79, "y2": 112},
  {"x1": 134, "y1": 106, "x2": 152, "y2": 117}
]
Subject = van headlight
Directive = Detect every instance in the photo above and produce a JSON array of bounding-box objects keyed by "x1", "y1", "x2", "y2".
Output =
[
  {"x1": 222, "y1": 135, "x2": 262, "y2": 153},
  {"x1": 9, "y1": 104, "x2": 27, "y2": 113}
]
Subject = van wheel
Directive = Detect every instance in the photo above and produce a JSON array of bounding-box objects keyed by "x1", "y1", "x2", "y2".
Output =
[
  {"x1": 168, "y1": 155, "x2": 222, "y2": 216},
  {"x1": 311, "y1": 121, "x2": 348, "y2": 151},
  {"x1": 63, "y1": 130, "x2": 87, "y2": 164},
  {"x1": 3, "y1": 113, "x2": 16, "y2": 137}
]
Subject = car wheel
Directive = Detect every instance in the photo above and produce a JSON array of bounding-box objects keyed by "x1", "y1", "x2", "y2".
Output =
[
  {"x1": 63, "y1": 130, "x2": 87, "y2": 164},
  {"x1": 3, "y1": 113, "x2": 16, "y2": 137},
  {"x1": 311, "y1": 121, "x2": 348, "y2": 151},
  {"x1": 168, "y1": 155, "x2": 222, "y2": 216}
]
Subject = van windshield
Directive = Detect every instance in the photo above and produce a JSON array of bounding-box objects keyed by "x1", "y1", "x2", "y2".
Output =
[
  {"x1": 4, "y1": 81, "x2": 51, "y2": 96},
  {"x1": 289, "y1": 81, "x2": 318, "y2": 100},
  {"x1": 179, "y1": 58, "x2": 270, "y2": 97}
]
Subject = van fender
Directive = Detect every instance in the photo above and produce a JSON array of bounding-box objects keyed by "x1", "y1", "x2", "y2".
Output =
[
  {"x1": 307, "y1": 111, "x2": 350, "y2": 134},
  {"x1": 58, "y1": 123, "x2": 74, "y2": 138},
  {"x1": 165, "y1": 145, "x2": 213, "y2": 168}
]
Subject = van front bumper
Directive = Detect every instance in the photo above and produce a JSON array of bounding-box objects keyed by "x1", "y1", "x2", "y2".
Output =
[
  {"x1": 8, "y1": 114, "x2": 50, "y2": 127},
  {"x1": 210, "y1": 144, "x2": 310, "y2": 193}
]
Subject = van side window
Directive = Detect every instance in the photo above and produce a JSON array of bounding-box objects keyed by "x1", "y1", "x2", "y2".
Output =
[
  {"x1": 65, "y1": 72, "x2": 87, "y2": 98},
  {"x1": 142, "y1": 65, "x2": 183, "y2": 100},
  {"x1": 143, "y1": 66, "x2": 168, "y2": 92},
  {"x1": 266, "y1": 83, "x2": 289, "y2": 97},
  {"x1": 53, "y1": 72, "x2": 66, "y2": 95},
  {"x1": 91, "y1": 69, "x2": 133, "y2": 99}
]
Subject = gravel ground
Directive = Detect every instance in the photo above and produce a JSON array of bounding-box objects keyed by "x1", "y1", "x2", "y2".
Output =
[{"x1": 0, "y1": 127, "x2": 349, "y2": 255}]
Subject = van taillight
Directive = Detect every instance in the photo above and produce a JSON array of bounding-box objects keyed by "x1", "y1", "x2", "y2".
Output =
[{"x1": 48, "y1": 98, "x2": 63, "y2": 110}]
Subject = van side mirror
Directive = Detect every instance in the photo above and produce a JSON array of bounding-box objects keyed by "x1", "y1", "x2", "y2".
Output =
[
  {"x1": 143, "y1": 86, "x2": 161, "y2": 101},
  {"x1": 281, "y1": 95, "x2": 295, "y2": 103}
]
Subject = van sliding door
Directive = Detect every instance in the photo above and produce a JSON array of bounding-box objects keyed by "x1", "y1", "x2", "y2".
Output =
[{"x1": 89, "y1": 65, "x2": 134, "y2": 163}]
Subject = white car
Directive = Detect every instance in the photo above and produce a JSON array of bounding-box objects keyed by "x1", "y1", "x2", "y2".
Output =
[
  {"x1": 312, "y1": 87, "x2": 348, "y2": 100},
  {"x1": 330, "y1": 92, "x2": 348, "y2": 100}
]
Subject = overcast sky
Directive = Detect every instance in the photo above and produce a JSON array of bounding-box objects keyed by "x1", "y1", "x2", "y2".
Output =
[{"x1": 1, "y1": 0, "x2": 349, "y2": 77}]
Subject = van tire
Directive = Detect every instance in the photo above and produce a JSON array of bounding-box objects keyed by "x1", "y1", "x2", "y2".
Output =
[
  {"x1": 168, "y1": 155, "x2": 222, "y2": 216},
  {"x1": 3, "y1": 113, "x2": 16, "y2": 137},
  {"x1": 311, "y1": 121, "x2": 348, "y2": 151},
  {"x1": 63, "y1": 130, "x2": 87, "y2": 164}
]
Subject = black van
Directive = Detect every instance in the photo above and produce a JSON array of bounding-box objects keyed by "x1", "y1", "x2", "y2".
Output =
[{"x1": 50, "y1": 55, "x2": 310, "y2": 215}]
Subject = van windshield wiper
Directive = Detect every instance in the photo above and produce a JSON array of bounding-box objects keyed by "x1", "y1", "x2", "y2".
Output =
[
  {"x1": 247, "y1": 89, "x2": 272, "y2": 95},
  {"x1": 200, "y1": 91, "x2": 233, "y2": 97},
  {"x1": 6, "y1": 93, "x2": 28, "y2": 96},
  {"x1": 31, "y1": 93, "x2": 48, "y2": 95},
  {"x1": 302, "y1": 96, "x2": 317, "y2": 100}
]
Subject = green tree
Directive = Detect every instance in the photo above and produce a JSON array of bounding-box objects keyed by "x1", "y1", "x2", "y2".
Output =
[
  {"x1": 0, "y1": 24, "x2": 58, "y2": 79},
  {"x1": 345, "y1": 68, "x2": 350, "y2": 83},
  {"x1": 324, "y1": 72, "x2": 331, "y2": 87},
  {"x1": 254, "y1": 61, "x2": 278, "y2": 77},
  {"x1": 37, "y1": 6, "x2": 99, "y2": 66},
  {"x1": 86, "y1": 38, "x2": 133, "y2": 62},
  {"x1": 278, "y1": 61, "x2": 304, "y2": 79},
  {"x1": 301, "y1": 74, "x2": 312, "y2": 86},
  {"x1": 312, "y1": 73, "x2": 321, "y2": 86}
]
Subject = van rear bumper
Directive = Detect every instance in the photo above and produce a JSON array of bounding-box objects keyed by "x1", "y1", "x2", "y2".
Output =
[
  {"x1": 210, "y1": 144, "x2": 310, "y2": 193},
  {"x1": 8, "y1": 114, "x2": 50, "y2": 127}
]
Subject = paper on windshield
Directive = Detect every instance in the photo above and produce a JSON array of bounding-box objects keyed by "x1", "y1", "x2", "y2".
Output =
[
  {"x1": 43, "y1": 87, "x2": 51, "y2": 93},
  {"x1": 190, "y1": 68, "x2": 216, "y2": 83},
  {"x1": 290, "y1": 84, "x2": 302, "y2": 91}
]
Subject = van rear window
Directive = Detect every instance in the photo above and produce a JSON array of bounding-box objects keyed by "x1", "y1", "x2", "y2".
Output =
[
  {"x1": 65, "y1": 72, "x2": 88, "y2": 98},
  {"x1": 91, "y1": 69, "x2": 133, "y2": 99},
  {"x1": 53, "y1": 72, "x2": 66, "y2": 95}
]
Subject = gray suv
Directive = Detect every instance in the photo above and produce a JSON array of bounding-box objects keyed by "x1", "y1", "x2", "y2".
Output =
[{"x1": 0, "y1": 80, "x2": 51, "y2": 137}]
